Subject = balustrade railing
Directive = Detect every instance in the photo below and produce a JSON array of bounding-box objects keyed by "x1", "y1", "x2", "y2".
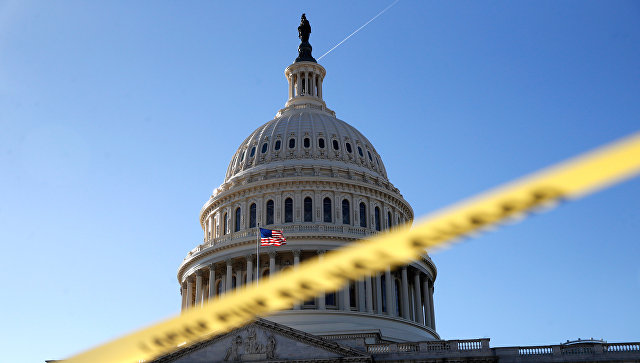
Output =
[
  {"x1": 458, "y1": 339, "x2": 484, "y2": 351},
  {"x1": 366, "y1": 344, "x2": 389, "y2": 354},
  {"x1": 425, "y1": 341, "x2": 451, "y2": 352},
  {"x1": 187, "y1": 224, "x2": 376, "y2": 259},
  {"x1": 606, "y1": 342, "x2": 640, "y2": 352},
  {"x1": 561, "y1": 346, "x2": 593, "y2": 355},
  {"x1": 397, "y1": 343, "x2": 419, "y2": 352},
  {"x1": 367, "y1": 339, "x2": 487, "y2": 355},
  {"x1": 519, "y1": 346, "x2": 552, "y2": 355},
  {"x1": 366, "y1": 339, "x2": 640, "y2": 359}
]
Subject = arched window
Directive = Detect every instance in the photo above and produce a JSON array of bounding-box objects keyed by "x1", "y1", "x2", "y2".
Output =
[
  {"x1": 288, "y1": 138, "x2": 295, "y2": 149},
  {"x1": 332, "y1": 139, "x2": 340, "y2": 150},
  {"x1": 359, "y1": 203, "x2": 367, "y2": 228},
  {"x1": 342, "y1": 199, "x2": 350, "y2": 225},
  {"x1": 265, "y1": 200, "x2": 274, "y2": 225},
  {"x1": 368, "y1": 150, "x2": 373, "y2": 161},
  {"x1": 387, "y1": 211, "x2": 392, "y2": 229},
  {"x1": 250, "y1": 146, "x2": 256, "y2": 157},
  {"x1": 284, "y1": 197, "x2": 293, "y2": 223},
  {"x1": 274, "y1": 140, "x2": 281, "y2": 150},
  {"x1": 346, "y1": 142, "x2": 352, "y2": 153},
  {"x1": 223, "y1": 212, "x2": 228, "y2": 235},
  {"x1": 358, "y1": 146, "x2": 363, "y2": 157},
  {"x1": 375, "y1": 207, "x2": 381, "y2": 231},
  {"x1": 303, "y1": 137, "x2": 310, "y2": 148},
  {"x1": 318, "y1": 138, "x2": 325, "y2": 149},
  {"x1": 239, "y1": 151, "x2": 245, "y2": 162},
  {"x1": 249, "y1": 203, "x2": 256, "y2": 228},
  {"x1": 261, "y1": 142, "x2": 268, "y2": 153},
  {"x1": 323, "y1": 197, "x2": 332, "y2": 223},
  {"x1": 235, "y1": 207, "x2": 241, "y2": 232},
  {"x1": 304, "y1": 197, "x2": 313, "y2": 222}
]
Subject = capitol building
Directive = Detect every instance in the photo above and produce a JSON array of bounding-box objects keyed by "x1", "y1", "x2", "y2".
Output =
[{"x1": 154, "y1": 16, "x2": 640, "y2": 363}]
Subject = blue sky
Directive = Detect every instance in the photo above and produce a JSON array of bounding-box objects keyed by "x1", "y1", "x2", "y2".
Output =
[{"x1": 1, "y1": 1, "x2": 639, "y2": 362}]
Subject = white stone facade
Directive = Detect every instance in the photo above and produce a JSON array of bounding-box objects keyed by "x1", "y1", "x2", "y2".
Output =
[{"x1": 177, "y1": 60, "x2": 438, "y2": 342}]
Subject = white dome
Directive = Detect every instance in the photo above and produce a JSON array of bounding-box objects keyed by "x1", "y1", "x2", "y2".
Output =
[{"x1": 225, "y1": 109, "x2": 388, "y2": 183}]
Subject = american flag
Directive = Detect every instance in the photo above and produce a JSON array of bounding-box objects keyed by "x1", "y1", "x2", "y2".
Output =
[{"x1": 260, "y1": 228, "x2": 287, "y2": 246}]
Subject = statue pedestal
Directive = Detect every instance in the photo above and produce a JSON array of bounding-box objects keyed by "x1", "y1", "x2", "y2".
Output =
[{"x1": 296, "y1": 41, "x2": 316, "y2": 63}]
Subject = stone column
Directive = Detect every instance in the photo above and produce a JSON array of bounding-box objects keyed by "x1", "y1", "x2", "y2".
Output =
[
  {"x1": 186, "y1": 278, "x2": 193, "y2": 310},
  {"x1": 246, "y1": 255, "x2": 253, "y2": 284},
  {"x1": 235, "y1": 266, "x2": 243, "y2": 288},
  {"x1": 208, "y1": 264, "x2": 216, "y2": 298},
  {"x1": 293, "y1": 250, "x2": 301, "y2": 310},
  {"x1": 401, "y1": 267, "x2": 410, "y2": 319},
  {"x1": 226, "y1": 259, "x2": 233, "y2": 293},
  {"x1": 195, "y1": 270, "x2": 203, "y2": 308},
  {"x1": 318, "y1": 77, "x2": 322, "y2": 98},
  {"x1": 317, "y1": 250, "x2": 326, "y2": 310},
  {"x1": 365, "y1": 275, "x2": 374, "y2": 313},
  {"x1": 429, "y1": 281, "x2": 436, "y2": 330},
  {"x1": 414, "y1": 272, "x2": 423, "y2": 324},
  {"x1": 357, "y1": 280, "x2": 366, "y2": 312},
  {"x1": 208, "y1": 217, "x2": 213, "y2": 241},
  {"x1": 288, "y1": 74, "x2": 293, "y2": 99},
  {"x1": 342, "y1": 284, "x2": 350, "y2": 311},
  {"x1": 181, "y1": 283, "x2": 187, "y2": 311},
  {"x1": 268, "y1": 251, "x2": 277, "y2": 276},
  {"x1": 385, "y1": 268, "x2": 394, "y2": 316},
  {"x1": 423, "y1": 279, "x2": 432, "y2": 328},
  {"x1": 203, "y1": 218, "x2": 207, "y2": 241},
  {"x1": 297, "y1": 72, "x2": 302, "y2": 97},
  {"x1": 375, "y1": 273, "x2": 383, "y2": 314}
]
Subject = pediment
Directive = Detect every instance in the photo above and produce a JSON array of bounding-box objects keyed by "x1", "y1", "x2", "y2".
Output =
[{"x1": 154, "y1": 318, "x2": 370, "y2": 362}]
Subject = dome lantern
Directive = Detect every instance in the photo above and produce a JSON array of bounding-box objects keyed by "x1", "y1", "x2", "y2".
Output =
[{"x1": 278, "y1": 14, "x2": 334, "y2": 117}]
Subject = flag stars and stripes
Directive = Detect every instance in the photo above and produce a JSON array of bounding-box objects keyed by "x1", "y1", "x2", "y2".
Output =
[{"x1": 260, "y1": 228, "x2": 287, "y2": 246}]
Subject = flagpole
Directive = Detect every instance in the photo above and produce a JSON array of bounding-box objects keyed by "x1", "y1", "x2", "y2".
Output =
[{"x1": 256, "y1": 223, "x2": 260, "y2": 286}]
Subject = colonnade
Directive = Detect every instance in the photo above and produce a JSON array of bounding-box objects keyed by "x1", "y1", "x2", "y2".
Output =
[
  {"x1": 288, "y1": 69, "x2": 323, "y2": 99},
  {"x1": 181, "y1": 249, "x2": 435, "y2": 330}
]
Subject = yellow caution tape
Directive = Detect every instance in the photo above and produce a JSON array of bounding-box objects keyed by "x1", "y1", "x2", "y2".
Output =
[{"x1": 66, "y1": 132, "x2": 640, "y2": 363}]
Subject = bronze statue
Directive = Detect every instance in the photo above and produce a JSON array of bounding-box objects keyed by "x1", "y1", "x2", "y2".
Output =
[
  {"x1": 295, "y1": 13, "x2": 316, "y2": 63},
  {"x1": 298, "y1": 13, "x2": 311, "y2": 43}
]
